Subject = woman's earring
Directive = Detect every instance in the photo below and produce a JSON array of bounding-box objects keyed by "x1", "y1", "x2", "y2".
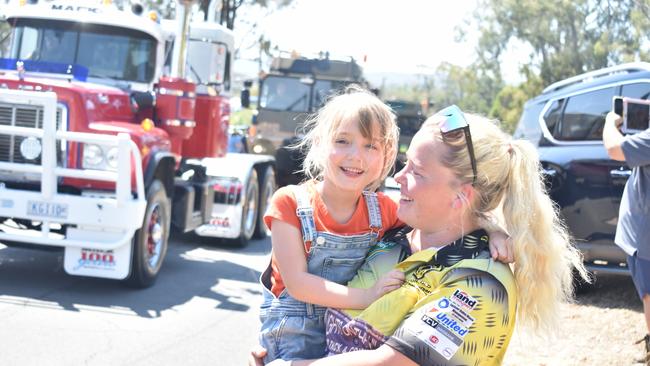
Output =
[{"x1": 452, "y1": 195, "x2": 461, "y2": 209}]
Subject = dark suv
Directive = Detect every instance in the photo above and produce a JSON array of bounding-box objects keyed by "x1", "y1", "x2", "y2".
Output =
[{"x1": 514, "y1": 62, "x2": 650, "y2": 276}]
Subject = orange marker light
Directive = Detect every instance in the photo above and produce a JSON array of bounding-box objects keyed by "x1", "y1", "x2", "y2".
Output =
[{"x1": 141, "y1": 118, "x2": 154, "y2": 132}]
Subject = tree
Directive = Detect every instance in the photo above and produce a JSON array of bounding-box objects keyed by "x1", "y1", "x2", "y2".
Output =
[
  {"x1": 471, "y1": 0, "x2": 650, "y2": 87},
  {"x1": 140, "y1": 1, "x2": 292, "y2": 30},
  {"x1": 199, "y1": 0, "x2": 293, "y2": 30},
  {"x1": 490, "y1": 66, "x2": 544, "y2": 133}
]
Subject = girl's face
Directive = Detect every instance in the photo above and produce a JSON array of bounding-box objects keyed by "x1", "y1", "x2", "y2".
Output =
[
  {"x1": 394, "y1": 126, "x2": 459, "y2": 231},
  {"x1": 322, "y1": 116, "x2": 385, "y2": 194}
]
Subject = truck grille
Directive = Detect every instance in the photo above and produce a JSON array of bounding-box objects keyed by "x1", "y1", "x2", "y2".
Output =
[{"x1": 0, "y1": 103, "x2": 65, "y2": 166}]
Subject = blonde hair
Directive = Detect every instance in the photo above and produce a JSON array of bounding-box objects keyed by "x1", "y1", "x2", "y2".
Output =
[
  {"x1": 424, "y1": 112, "x2": 589, "y2": 335},
  {"x1": 296, "y1": 85, "x2": 398, "y2": 191}
]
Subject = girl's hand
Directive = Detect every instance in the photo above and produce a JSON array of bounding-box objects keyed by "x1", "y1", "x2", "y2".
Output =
[
  {"x1": 367, "y1": 269, "x2": 404, "y2": 303},
  {"x1": 488, "y1": 230, "x2": 514, "y2": 264},
  {"x1": 248, "y1": 345, "x2": 267, "y2": 366}
]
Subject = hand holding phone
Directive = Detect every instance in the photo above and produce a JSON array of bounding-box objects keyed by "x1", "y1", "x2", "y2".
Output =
[{"x1": 612, "y1": 96, "x2": 650, "y2": 134}]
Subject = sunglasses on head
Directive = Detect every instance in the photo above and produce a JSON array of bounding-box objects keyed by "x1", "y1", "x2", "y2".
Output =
[{"x1": 435, "y1": 105, "x2": 477, "y2": 185}]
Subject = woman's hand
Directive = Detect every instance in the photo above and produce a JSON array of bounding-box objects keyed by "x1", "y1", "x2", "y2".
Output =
[
  {"x1": 248, "y1": 345, "x2": 267, "y2": 366},
  {"x1": 366, "y1": 269, "x2": 405, "y2": 304}
]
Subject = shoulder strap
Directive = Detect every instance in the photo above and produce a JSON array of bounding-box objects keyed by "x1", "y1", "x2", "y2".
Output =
[
  {"x1": 362, "y1": 191, "x2": 382, "y2": 240},
  {"x1": 292, "y1": 184, "x2": 317, "y2": 243}
]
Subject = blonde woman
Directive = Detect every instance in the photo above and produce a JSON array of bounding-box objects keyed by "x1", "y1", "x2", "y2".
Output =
[{"x1": 256, "y1": 105, "x2": 588, "y2": 366}]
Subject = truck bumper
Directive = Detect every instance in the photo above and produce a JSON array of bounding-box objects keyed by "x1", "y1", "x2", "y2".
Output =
[{"x1": 0, "y1": 89, "x2": 146, "y2": 279}]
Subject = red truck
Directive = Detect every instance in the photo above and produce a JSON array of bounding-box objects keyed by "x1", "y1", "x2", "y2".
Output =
[{"x1": 0, "y1": 0, "x2": 276, "y2": 287}]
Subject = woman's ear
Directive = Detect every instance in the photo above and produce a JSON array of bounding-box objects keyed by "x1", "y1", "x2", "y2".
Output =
[
  {"x1": 456, "y1": 185, "x2": 474, "y2": 208},
  {"x1": 452, "y1": 195, "x2": 462, "y2": 209}
]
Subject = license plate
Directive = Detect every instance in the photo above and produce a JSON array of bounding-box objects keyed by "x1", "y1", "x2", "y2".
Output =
[{"x1": 27, "y1": 201, "x2": 68, "y2": 219}]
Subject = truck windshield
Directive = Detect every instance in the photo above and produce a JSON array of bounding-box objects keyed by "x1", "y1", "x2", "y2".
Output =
[
  {"x1": 260, "y1": 76, "x2": 347, "y2": 112},
  {"x1": 8, "y1": 19, "x2": 156, "y2": 83},
  {"x1": 312, "y1": 79, "x2": 346, "y2": 109},
  {"x1": 260, "y1": 76, "x2": 310, "y2": 112}
]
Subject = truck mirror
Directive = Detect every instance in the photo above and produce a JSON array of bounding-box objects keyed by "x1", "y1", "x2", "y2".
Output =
[{"x1": 241, "y1": 89, "x2": 250, "y2": 109}]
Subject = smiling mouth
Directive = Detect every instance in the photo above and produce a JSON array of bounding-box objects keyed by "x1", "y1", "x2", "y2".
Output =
[
  {"x1": 400, "y1": 194, "x2": 413, "y2": 202},
  {"x1": 341, "y1": 167, "x2": 364, "y2": 176}
]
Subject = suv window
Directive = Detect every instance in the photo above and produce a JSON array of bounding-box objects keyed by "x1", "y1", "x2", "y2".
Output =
[
  {"x1": 554, "y1": 87, "x2": 615, "y2": 141},
  {"x1": 622, "y1": 82, "x2": 650, "y2": 100},
  {"x1": 543, "y1": 98, "x2": 565, "y2": 136},
  {"x1": 514, "y1": 101, "x2": 544, "y2": 142}
]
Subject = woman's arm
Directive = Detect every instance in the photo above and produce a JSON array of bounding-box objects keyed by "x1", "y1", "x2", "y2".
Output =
[{"x1": 272, "y1": 220, "x2": 402, "y2": 309}]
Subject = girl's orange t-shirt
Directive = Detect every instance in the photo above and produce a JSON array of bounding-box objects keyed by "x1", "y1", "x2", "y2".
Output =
[{"x1": 263, "y1": 181, "x2": 402, "y2": 297}]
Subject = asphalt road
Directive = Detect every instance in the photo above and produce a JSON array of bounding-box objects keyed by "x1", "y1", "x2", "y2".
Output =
[
  {"x1": 0, "y1": 232, "x2": 271, "y2": 366},
  {"x1": 1, "y1": 222, "x2": 644, "y2": 366}
]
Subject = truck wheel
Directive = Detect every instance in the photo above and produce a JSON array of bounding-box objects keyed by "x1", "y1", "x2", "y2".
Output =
[
  {"x1": 125, "y1": 180, "x2": 170, "y2": 288},
  {"x1": 232, "y1": 170, "x2": 259, "y2": 247},
  {"x1": 253, "y1": 166, "x2": 276, "y2": 239}
]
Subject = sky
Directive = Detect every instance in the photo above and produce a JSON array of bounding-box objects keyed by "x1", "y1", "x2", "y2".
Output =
[{"x1": 233, "y1": 0, "x2": 526, "y2": 83}]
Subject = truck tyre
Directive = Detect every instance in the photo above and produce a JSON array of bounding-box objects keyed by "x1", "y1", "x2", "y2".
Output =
[
  {"x1": 232, "y1": 170, "x2": 259, "y2": 247},
  {"x1": 253, "y1": 166, "x2": 276, "y2": 239},
  {"x1": 125, "y1": 179, "x2": 170, "y2": 288}
]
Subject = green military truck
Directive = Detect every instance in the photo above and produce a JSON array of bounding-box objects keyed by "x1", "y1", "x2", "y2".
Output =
[{"x1": 243, "y1": 54, "x2": 368, "y2": 186}]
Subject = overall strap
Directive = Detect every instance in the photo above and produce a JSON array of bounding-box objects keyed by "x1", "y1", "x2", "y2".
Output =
[
  {"x1": 362, "y1": 191, "x2": 382, "y2": 244},
  {"x1": 293, "y1": 184, "x2": 317, "y2": 244}
]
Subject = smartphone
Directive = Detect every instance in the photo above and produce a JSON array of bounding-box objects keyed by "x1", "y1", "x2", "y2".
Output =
[{"x1": 612, "y1": 96, "x2": 650, "y2": 134}]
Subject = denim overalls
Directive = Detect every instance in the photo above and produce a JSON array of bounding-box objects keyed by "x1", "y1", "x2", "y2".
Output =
[{"x1": 259, "y1": 185, "x2": 383, "y2": 362}]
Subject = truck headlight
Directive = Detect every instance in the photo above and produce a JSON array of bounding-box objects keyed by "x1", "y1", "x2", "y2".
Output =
[
  {"x1": 105, "y1": 147, "x2": 119, "y2": 169},
  {"x1": 83, "y1": 144, "x2": 104, "y2": 168}
]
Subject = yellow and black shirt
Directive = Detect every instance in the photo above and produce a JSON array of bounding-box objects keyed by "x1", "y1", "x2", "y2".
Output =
[{"x1": 324, "y1": 226, "x2": 516, "y2": 365}]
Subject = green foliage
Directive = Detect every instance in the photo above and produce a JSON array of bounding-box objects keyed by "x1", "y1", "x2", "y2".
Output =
[
  {"x1": 230, "y1": 108, "x2": 255, "y2": 126},
  {"x1": 457, "y1": 0, "x2": 650, "y2": 131}
]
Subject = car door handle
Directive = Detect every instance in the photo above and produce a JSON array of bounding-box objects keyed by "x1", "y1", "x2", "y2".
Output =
[{"x1": 610, "y1": 169, "x2": 631, "y2": 178}]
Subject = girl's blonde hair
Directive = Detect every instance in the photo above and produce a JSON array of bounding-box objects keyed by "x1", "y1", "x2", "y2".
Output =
[
  {"x1": 424, "y1": 112, "x2": 589, "y2": 335},
  {"x1": 296, "y1": 85, "x2": 398, "y2": 191}
]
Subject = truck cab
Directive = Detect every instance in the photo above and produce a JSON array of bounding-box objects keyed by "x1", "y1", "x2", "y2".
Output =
[
  {"x1": 0, "y1": 0, "x2": 275, "y2": 288},
  {"x1": 248, "y1": 54, "x2": 366, "y2": 186}
]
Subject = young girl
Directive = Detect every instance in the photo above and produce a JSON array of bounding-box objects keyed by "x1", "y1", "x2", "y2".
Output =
[{"x1": 258, "y1": 86, "x2": 404, "y2": 362}]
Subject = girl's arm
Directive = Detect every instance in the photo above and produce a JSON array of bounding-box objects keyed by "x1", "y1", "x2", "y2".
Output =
[
  {"x1": 279, "y1": 345, "x2": 416, "y2": 366},
  {"x1": 486, "y1": 228, "x2": 513, "y2": 263},
  {"x1": 272, "y1": 219, "x2": 402, "y2": 309}
]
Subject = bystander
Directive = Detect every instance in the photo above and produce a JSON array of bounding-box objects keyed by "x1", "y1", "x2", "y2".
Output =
[{"x1": 603, "y1": 110, "x2": 650, "y2": 365}]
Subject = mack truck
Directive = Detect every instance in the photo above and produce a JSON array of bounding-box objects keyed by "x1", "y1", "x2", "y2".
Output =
[
  {"x1": 0, "y1": 0, "x2": 276, "y2": 287},
  {"x1": 243, "y1": 54, "x2": 367, "y2": 186}
]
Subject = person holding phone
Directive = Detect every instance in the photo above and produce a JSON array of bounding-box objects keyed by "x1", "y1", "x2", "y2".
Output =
[{"x1": 603, "y1": 110, "x2": 650, "y2": 365}]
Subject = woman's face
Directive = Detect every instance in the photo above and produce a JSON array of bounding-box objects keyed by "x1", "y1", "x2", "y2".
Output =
[{"x1": 393, "y1": 125, "x2": 459, "y2": 231}]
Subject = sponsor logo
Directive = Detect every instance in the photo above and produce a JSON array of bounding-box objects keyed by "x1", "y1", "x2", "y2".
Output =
[
  {"x1": 421, "y1": 314, "x2": 439, "y2": 329},
  {"x1": 435, "y1": 312, "x2": 469, "y2": 336},
  {"x1": 429, "y1": 335, "x2": 439, "y2": 344},
  {"x1": 452, "y1": 289, "x2": 477, "y2": 310},
  {"x1": 0, "y1": 199, "x2": 13, "y2": 208},
  {"x1": 74, "y1": 248, "x2": 116, "y2": 270},
  {"x1": 51, "y1": 4, "x2": 100, "y2": 13},
  {"x1": 442, "y1": 348, "x2": 453, "y2": 358},
  {"x1": 427, "y1": 298, "x2": 450, "y2": 315},
  {"x1": 209, "y1": 216, "x2": 231, "y2": 228}
]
